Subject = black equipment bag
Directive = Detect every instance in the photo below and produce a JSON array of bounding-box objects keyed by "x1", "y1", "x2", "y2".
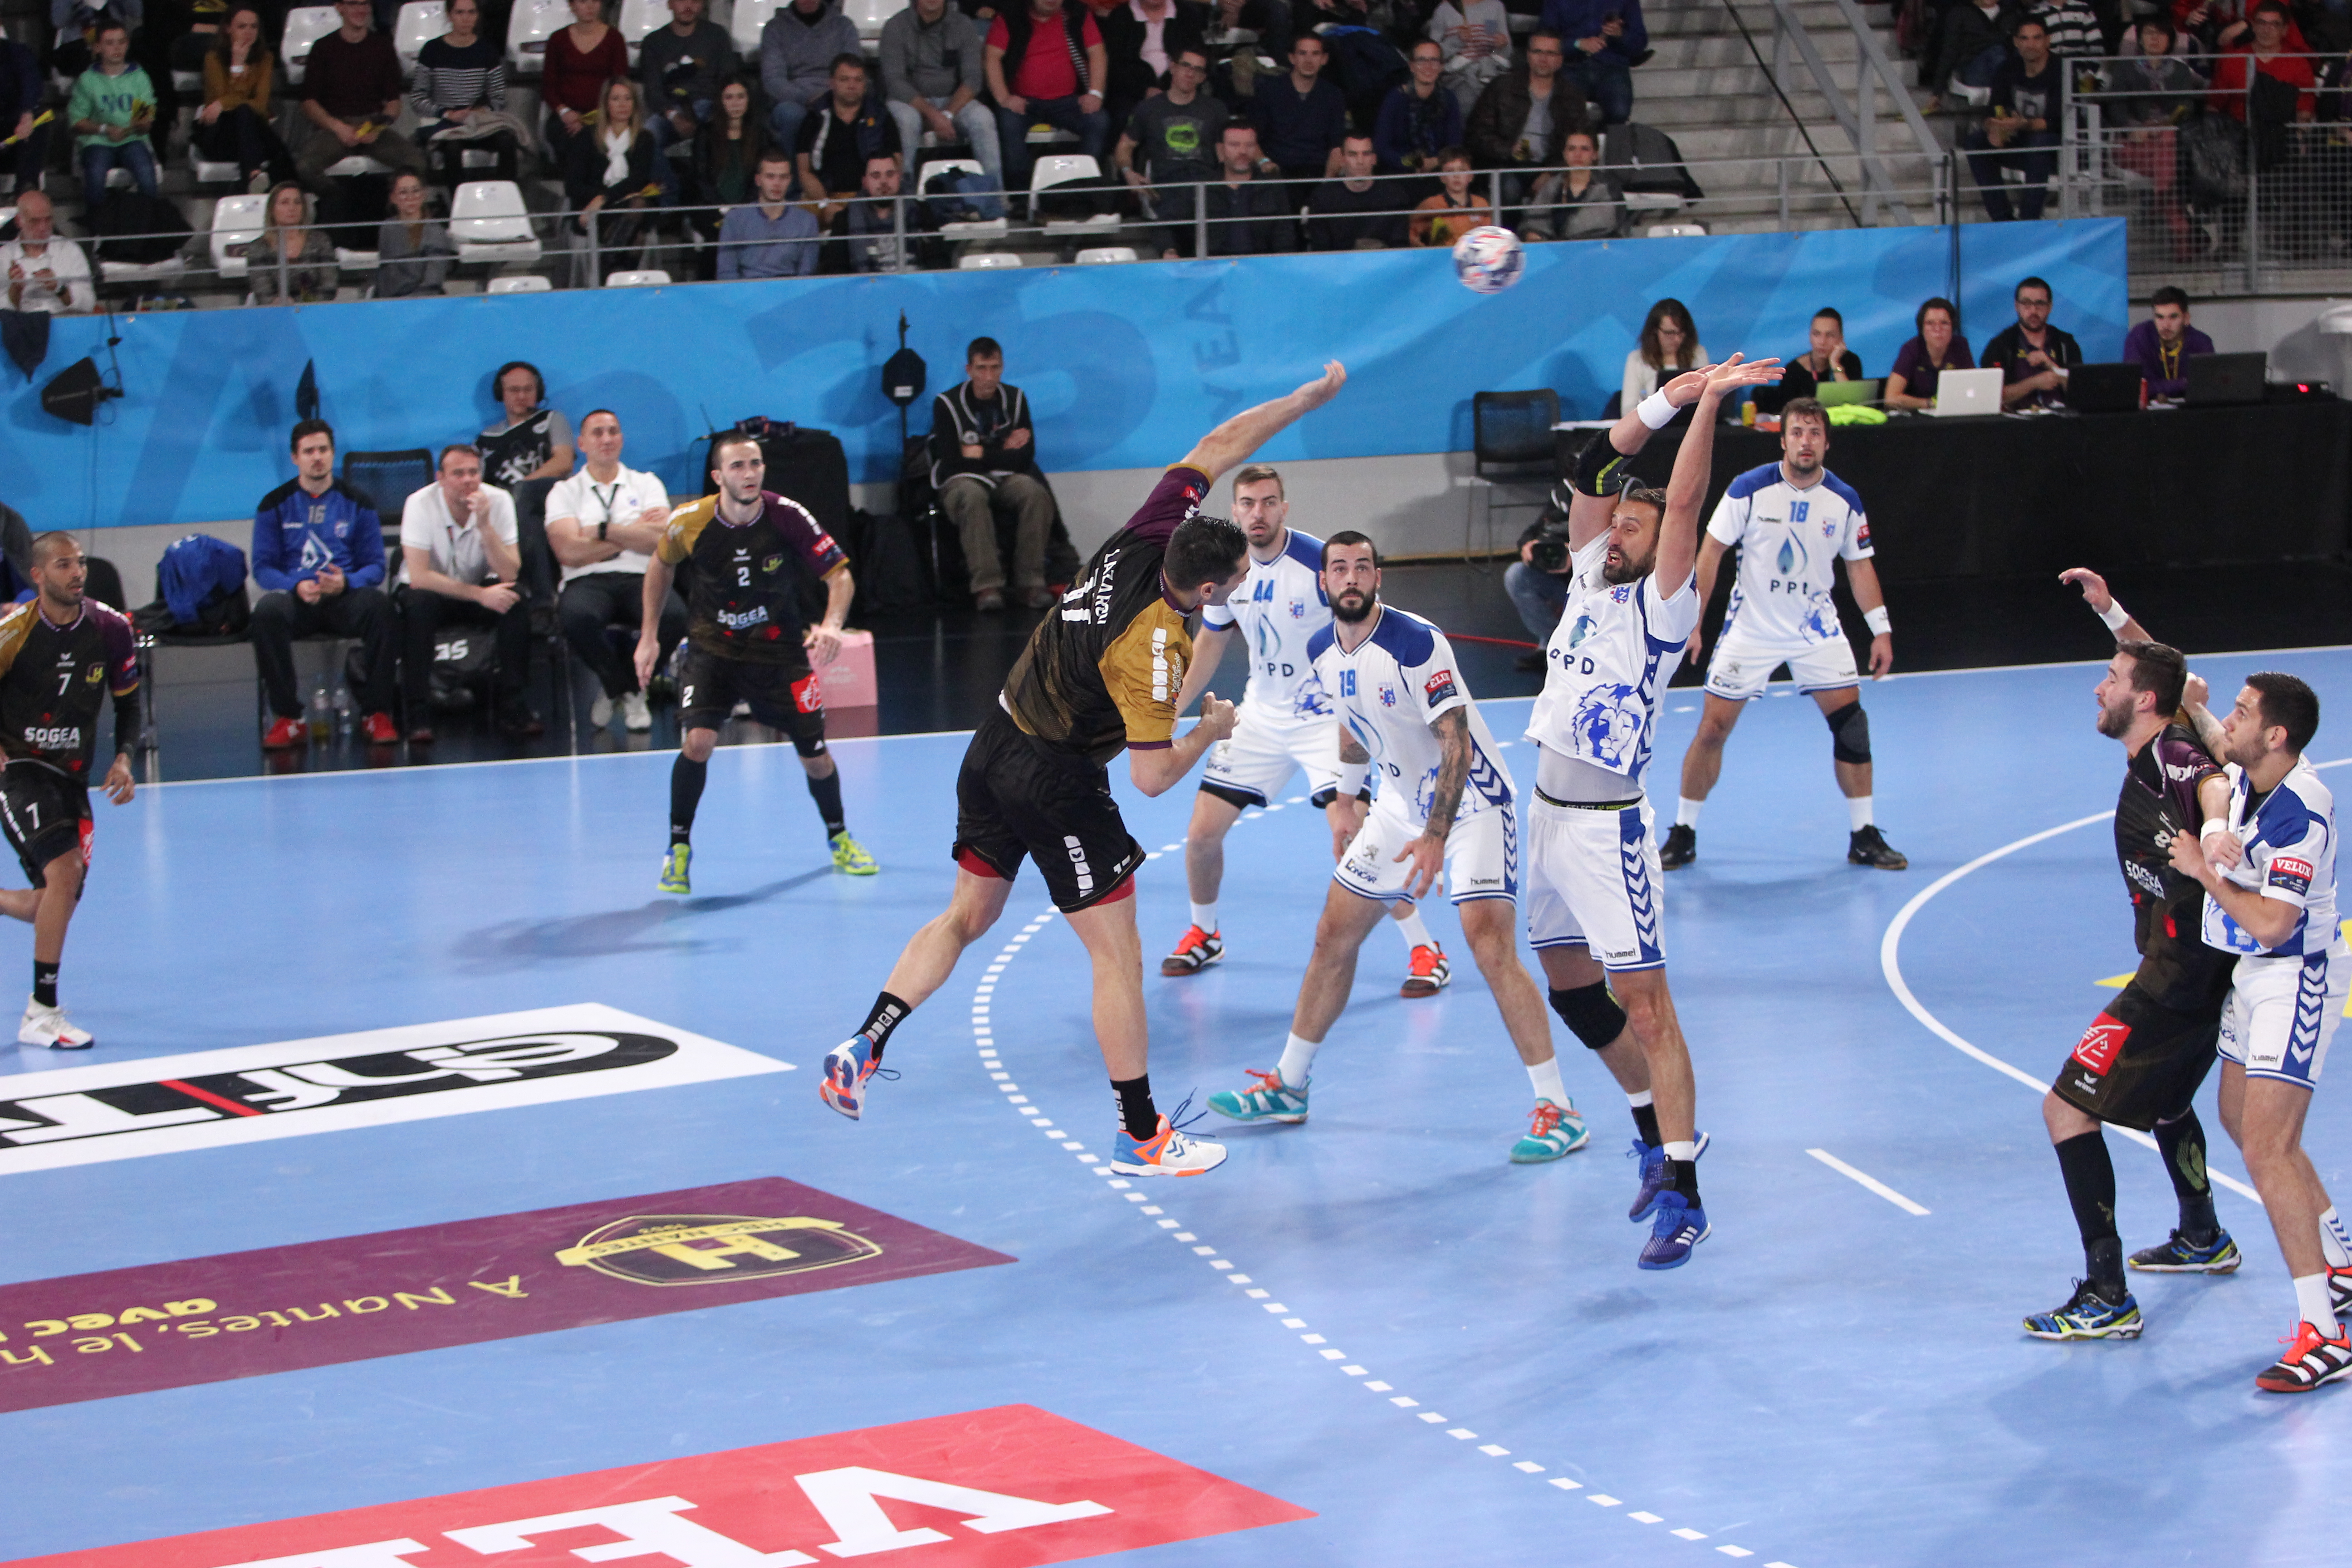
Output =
[{"x1": 92, "y1": 191, "x2": 190, "y2": 265}]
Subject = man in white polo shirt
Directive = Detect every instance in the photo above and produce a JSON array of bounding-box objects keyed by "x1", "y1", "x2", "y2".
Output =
[
  {"x1": 397, "y1": 443, "x2": 540, "y2": 744},
  {"x1": 546, "y1": 409, "x2": 686, "y2": 732}
]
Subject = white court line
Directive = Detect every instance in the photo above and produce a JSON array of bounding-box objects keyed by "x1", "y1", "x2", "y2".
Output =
[{"x1": 1806, "y1": 1149, "x2": 1930, "y2": 1215}]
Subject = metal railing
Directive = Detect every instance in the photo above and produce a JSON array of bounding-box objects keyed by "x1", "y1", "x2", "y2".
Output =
[{"x1": 1737, "y1": 0, "x2": 1944, "y2": 225}]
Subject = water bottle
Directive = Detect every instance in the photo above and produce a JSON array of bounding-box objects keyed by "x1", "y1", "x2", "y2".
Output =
[
  {"x1": 308, "y1": 676, "x2": 331, "y2": 743},
  {"x1": 332, "y1": 683, "x2": 353, "y2": 737}
]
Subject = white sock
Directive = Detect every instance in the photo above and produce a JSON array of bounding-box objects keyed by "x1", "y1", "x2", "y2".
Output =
[
  {"x1": 1276, "y1": 1031, "x2": 1320, "y2": 1089},
  {"x1": 2322, "y1": 1206, "x2": 2352, "y2": 1269},
  {"x1": 1626, "y1": 1089, "x2": 1655, "y2": 1107},
  {"x1": 1676, "y1": 796, "x2": 1704, "y2": 829},
  {"x1": 1393, "y1": 905, "x2": 1434, "y2": 949},
  {"x1": 1190, "y1": 901, "x2": 1218, "y2": 934},
  {"x1": 1663, "y1": 1140, "x2": 1697, "y2": 1163},
  {"x1": 1527, "y1": 1055, "x2": 1568, "y2": 1108},
  {"x1": 1847, "y1": 795, "x2": 1874, "y2": 833},
  {"x1": 2293, "y1": 1272, "x2": 2341, "y2": 1336}
]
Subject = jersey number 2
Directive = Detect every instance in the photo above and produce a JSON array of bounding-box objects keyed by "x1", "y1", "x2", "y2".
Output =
[{"x1": 737, "y1": 566, "x2": 750, "y2": 587}]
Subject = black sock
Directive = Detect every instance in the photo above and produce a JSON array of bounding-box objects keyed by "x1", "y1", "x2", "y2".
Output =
[
  {"x1": 669, "y1": 755, "x2": 708, "y2": 847},
  {"x1": 33, "y1": 960, "x2": 57, "y2": 1009},
  {"x1": 1632, "y1": 1102, "x2": 1663, "y2": 1148},
  {"x1": 2153, "y1": 1110, "x2": 2220, "y2": 1243},
  {"x1": 2055, "y1": 1130, "x2": 2123, "y2": 1289},
  {"x1": 1669, "y1": 1156, "x2": 1701, "y2": 1207},
  {"x1": 807, "y1": 768, "x2": 846, "y2": 838},
  {"x1": 859, "y1": 990, "x2": 911, "y2": 1062},
  {"x1": 1112, "y1": 1073, "x2": 1158, "y2": 1141}
]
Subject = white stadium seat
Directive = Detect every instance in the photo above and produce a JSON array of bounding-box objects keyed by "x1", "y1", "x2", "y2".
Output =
[
  {"x1": 280, "y1": 7, "x2": 341, "y2": 86},
  {"x1": 731, "y1": 0, "x2": 787, "y2": 56},
  {"x1": 487, "y1": 274, "x2": 553, "y2": 293},
  {"x1": 843, "y1": 0, "x2": 907, "y2": 45},
  {"x1": 617, "y1": 0, "x2": 668, "y2": 61},
  {"x1": 395, "y1": 2, "x2": 451, "y2": 77},
  {"x1": 210, "y1": 193, "x2": 267, "y2": 280},
  {"x1": 1644, "y1": 222, "x2": 1708, "y2": 238},
  {"x1": 451, "y1": 180, "x2": 544, "y2": 263},
  {"x1": 920, "y1": 156, "x2": 1008, "y2": 241},
  {"x1": 958, "y1": 252, "x2": 1019, "y2": 269},
  {"x1": 507, "y1": 0, "x2": 571, "y2": 76},
  {"x1": 1031, "y1": 153, "x2": 1116, "y2": 233},
  {"x1": 1075, "y1": 246, "x2": 1137, "y2": 264},
  {"x1": 605, "y1": 269, "x2": 671, "y2": 287}
]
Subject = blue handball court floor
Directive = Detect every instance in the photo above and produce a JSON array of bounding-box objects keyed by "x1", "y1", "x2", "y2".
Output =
[{"x1": 4, "y1": 647, "x2": 2350, "y2": 1568}]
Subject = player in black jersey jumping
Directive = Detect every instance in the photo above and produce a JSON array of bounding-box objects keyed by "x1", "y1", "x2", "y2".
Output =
[
  {"x1": 0, "y1": 534, "x2": 141, "y2": 1049},
  {"x1": 2024, "y1": 567, "x2": 2240, "y2": 1340}
]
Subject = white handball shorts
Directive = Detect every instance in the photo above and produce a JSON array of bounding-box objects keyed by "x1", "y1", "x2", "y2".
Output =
[
  {"x1": 1704, "y1": 623, "x2": 1859, "y2": 702},
  {"x1": 1523, "y1": 792, "x2": 1666, "y2": 972},
  {"x1": 1201, "y1": 705, "x2": 1341, "y2": 807},
  {"x1": 1331, "y1": 793, "x2": 1518, "y2": 907}
]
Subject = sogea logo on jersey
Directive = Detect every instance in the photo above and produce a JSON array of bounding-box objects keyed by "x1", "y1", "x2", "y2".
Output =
[
  {"x1": 718, "y1": 606, "x2": 771, "y2": 631},
  {"x1": 2073, "y1": 1014, "x2": 2132, "y2": 1076},
  {"x1": 22, "y1": 726, "x2": 79, "y2": 750}
]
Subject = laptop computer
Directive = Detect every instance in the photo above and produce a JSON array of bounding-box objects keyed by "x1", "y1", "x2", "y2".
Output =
[
  {"x1": 2187, "y1": 351, "x2": 2267, "y2": 406},
  {"x1": 2066, "y1": 362, "x2": 2144, "y2": 414},
  {"x1": 1813, "y1": 378, "x2": 1881, "y2": 407},
  {"x1": 1929, "y1": 366, "x2": 2004, "y2": 417}
]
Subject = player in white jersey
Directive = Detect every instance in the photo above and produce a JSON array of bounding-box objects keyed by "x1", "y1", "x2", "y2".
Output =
[
  {"x1": 1659, "y1": 397, "x2": 1906, "y2": 872},
  {"x1": 2166, "y1": 672, "x2": 2352, "y2": 1392},
  {"x1": 1524, "y1": 353, "x2": 1780, "y2": 1270},
  {"x1": 1164, "y1": 467, "x2": 1445, "y2": 994},
  {"x1": 1206, "y1": 532, "x2": 1587, "y2": 1163}
]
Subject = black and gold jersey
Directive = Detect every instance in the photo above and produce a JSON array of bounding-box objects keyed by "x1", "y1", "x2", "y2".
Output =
[
  {"x1": 657, "y1": 490, "x2": 848, "y2": 665},
  {"x1": 0, "y1": 599, "x2": 140, "y2": 776}
]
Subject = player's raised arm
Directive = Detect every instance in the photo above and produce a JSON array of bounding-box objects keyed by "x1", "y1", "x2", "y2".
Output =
[
  {"x1": 1179, "y1": 363, "x2": 1347, "y2": 482},
  {"x1": 1563, "y1": 364, "x2": 1721, "y2": 551},
  {"x1": 2059, "y1": 567, "x2": 2154, "y2": 647},
  {"x1": 1653, "y1": 355, "x2": 1780, "y2": 595}
]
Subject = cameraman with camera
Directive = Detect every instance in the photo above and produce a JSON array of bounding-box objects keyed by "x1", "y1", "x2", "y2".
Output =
[{"x1": 1505, "y1": 480, "x2": 1579, "y2": 670}]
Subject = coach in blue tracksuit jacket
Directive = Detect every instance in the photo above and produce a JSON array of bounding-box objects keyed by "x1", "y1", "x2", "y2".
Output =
[{"x1": 249, "y1": 418, "x2": 400, "y2": 748}]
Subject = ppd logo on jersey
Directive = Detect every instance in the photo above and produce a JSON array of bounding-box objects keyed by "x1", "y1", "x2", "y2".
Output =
[
  {"x1": 0, "y1": 1004, "x2": 789, "y2": 1175},
  {"x1": 18, "y1": 1406, "x2": 1312, "y2": 1568},
  {"x1": 0, "y1": 1177, "x2": 1012, "y2": 1413}
]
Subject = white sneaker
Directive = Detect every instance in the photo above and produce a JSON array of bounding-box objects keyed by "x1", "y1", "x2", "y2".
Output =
[
  {"x1": 20, "y1": 997, "x2": 92, "y2": 1050},
  {"x1": 620, "y1": 691, "x2": 652, "y2": 730},
  {"x1": 589, "y1": 693, "x2": 614, "y2": 728},
  {"x1": 1109, "y1": 1114, "x2": 1228, "y2": 1176}
]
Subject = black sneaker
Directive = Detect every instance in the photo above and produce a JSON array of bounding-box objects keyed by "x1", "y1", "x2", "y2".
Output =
[
  {"x1": 1848, "y1": 824, "x2": 1908, "y2": 870},
  {"x1": 1659, "y1": 823, "x2": 1696, "y2": 869},
  {"x1": 2127, "y1": 1229, "x2": 2241, "y2": 1273}
]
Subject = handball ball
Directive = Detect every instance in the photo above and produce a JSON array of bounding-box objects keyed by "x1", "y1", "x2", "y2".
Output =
[{"x1": 1452, "y1": 225, "x2": 1525, "y2": 295}]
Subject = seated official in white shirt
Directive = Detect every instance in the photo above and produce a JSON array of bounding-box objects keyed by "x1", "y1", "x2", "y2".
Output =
[
  {"x1": 397, "y1": 443, "x2": 542, "y2": 744},
  {"x1": 545, "y1": 407, "x2": 688, "y2": 732}
]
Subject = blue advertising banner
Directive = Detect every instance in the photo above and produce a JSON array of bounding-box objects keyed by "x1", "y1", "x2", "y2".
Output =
[{"x1": 2, "y1": 219, "x2": 2123, "y2": 529}]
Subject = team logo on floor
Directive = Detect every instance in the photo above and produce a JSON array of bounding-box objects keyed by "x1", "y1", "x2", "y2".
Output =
[
  {"x1": 0, "y1": 1004, "x2": 789, "y2": 1175},
  {"x1": 15, "y1": 1406, "x2": 1312, "y2": 1568},
  {"x1": 0, "y1": 1177, "x2": 1011, "y2": 1414}
]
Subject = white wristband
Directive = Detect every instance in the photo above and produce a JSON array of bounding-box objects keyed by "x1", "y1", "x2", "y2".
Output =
[
  {"x1": 1335, "y1": 757, "x2": 1370, "y2": 800},
  {"x1": 1863, "y1": 606, "x2": 1891, "y2": 636},
  {"x1": 1637, "y1": 389, "x2": 1678, "y2": 430},
  {"x1": 2097, "y1": 599, "x2": 2130, "y2": 632},
  {"x1": 2200, "y1": 818, "x2": 2230, "y2": 841}
]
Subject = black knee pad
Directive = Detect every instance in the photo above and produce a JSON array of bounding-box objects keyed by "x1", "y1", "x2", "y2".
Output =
[
  {"x1": 1549, "y1": 982, "x2": 1628, "y2": 1051},
  {"x1": 1826, "y1": 702, "x2": 1871, "y2": 765}
]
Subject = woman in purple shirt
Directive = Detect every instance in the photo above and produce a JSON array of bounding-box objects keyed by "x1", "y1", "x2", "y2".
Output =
[{"x1": 1884, "y1": 296, "x2": 1975, "y2": 411}]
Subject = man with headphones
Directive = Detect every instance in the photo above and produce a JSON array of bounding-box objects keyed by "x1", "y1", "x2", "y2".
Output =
[{"x1": 478, "y1": 361, "x2": 577, "y2": 609}]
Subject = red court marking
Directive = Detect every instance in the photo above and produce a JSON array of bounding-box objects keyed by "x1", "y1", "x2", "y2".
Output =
[
  {"x1": 7, "y1": 1405, "x2": 1313, "y2": 1568},
  {"x1": 156, "y1": 1080, "x2": 264, "y2": 1117}
]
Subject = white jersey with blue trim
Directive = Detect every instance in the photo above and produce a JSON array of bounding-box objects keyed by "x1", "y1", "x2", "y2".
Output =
[
  {"x1": 2203, "y1": 756, "x2": 2339, "y2": 959},
  {"x1": 1308, "y1": 605, "x2": 1514, "y2": 831},
  {"x1": 1525, "y1": 533, "x2": 1701, "y2": 787},
  {"x1": 1199, "y1": 528, "x2": 1333, "y2": 725},
  {"x1": 1707, "y1": 463, "x2": 1872, "y2": 647}
]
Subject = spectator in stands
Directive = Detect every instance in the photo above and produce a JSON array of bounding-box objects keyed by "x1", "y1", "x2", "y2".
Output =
[
  {"x1": 1210, "y1": 0, "x2": 1293, "y2": 59},
  {"x1": 547, "y1": 408, "x2": 683, "y2": 734},
  {"x1": 986, "y1": 0, "x2": 1110, "y2": 191},
  {"x1": 295, "y1": 0, "x2": 427, "y2": 192},
  {"x1": 1254, "y1": 31, "x2": 1349, "y2": 183},
  {"x1": 1199, "y1": 122, "x2": 1298, "y2": 255},
  {"x1": 0, "y1": 191, "x2": 95, "y2": 315},
  {"x1": 1884, "y1": 295, "x2": 1975, "y2": 409},
  {"x1": 1964, "y1": 15, "x2": 2063, "y2": 221},
  {"x1": 1099, "y1": 0, "x2": 1205, "y2": 145},
  {"x1": 1116, "y1": 44, "x2": 1223, "y2": 257},
  {"x1": 1538, "y1": 0, "x2": 1644, "y2": 127},
  {"x1": 640, "y1": 0, "x2": 738, "y2": 158},
  {"x1": 1377, "y1": 39, "x2": 1464, "y2": 175},
  {"x1": 564, "y1": 75, "x2": 662, "y2": 279},
  {"x1": 0, "y1": 31, "x2": 43, "y2": 200},
  {"x1": 1924, "y1": 0, "x2": 2022, "y2": 113},
  {"x1": 1429, "y1": 0, "x2": 1511, "y2": 115},
  {"x1": 2174, "y1": 0, "x2": 2307, "y2": 55},
  {"x1": 764, "y1": 0, "x2": 863, "y2": 156},
  {"x1": 1530, "y1": 124, "x2": 1623, "y2": 238},
  {"x1": 881, "y1": 0, "x2": 1002, "y2": 186},
  {"x1": 375, "y1": 170, "x2": 455, "y2": 297},
  {"x1": 397, "y1": 444, "x2": 539, "y2": 743},
  {"x1": 2210, "y1": 2, "x2": 2318, "y2": 121},
  {"x1": 1774, "y1": 306, "x2": 1862, "y2": 404},
  {"x1": 246, "y1": 181, "x2": 340, "y2": 303},
  {"x1": 691, "y1": 74, "x2": 775, "y2": 217},
  {"x1": 1409, "y1": 145, "x2": 1495, "y2": 244},
  {"x1": 544, "y1": 0, "x2": 630, "y2": 173},
  {"x1": 1466, "y1": 31, "x2": 1587, "y2": 186},
  {"x1": 250, "y1": 418, "x2": 397, "y2": 750},
  {"x1": 194, "y1": 8, "x2": 294, "y2": 196},
  {"x1": 2103, "y1": 16, "x2": 2202, "y2": 255},
  {"x1": 2123, "y1": 284, "x2": 2216, "y2": 399},
  {"x1": 830, "y1": 150, "x2": 915, "y2": 271},
  {"x1": 1984, "y1": 274, "x2": 2082, "y2": 407},
  {"x1": 1308, "y1": 132, "x2": 1405, "y2": 248},
  {"x1": 479, "y1": 361, "x2": 574, "y2": 489},
  {"x1": 68, "y1": 20, "x2": 158, "y2": 216},
  {"x1": 2027, "y1": 0, "x2": 2103, "y2": 58},
  {"x1": 1623, "y1": 298, "x2": 1704, "y2": 408},
  {"x1": 934, "y1": 336, "x2": 1056, "y2": 612},
  {"x1": 410, "y1": 0, "x2": 519, "y2": 184},
  {"x1": 718, "y1": 147, "x2": 820, "y2": 277},
  {"x1": 795, "y1": 54, "x2": 901, "y2": 225}
]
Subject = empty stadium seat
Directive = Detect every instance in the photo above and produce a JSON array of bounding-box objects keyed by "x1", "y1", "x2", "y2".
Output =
[
  {"x1": 1031, "y1": 153, "x2": 1116, "y2": 233},
  {"x1": 843, "y1": 0, "x2": 907, "y2": 45},
  {"x1": 605, "y1": 269, "x2": 670, "y2": 286},
  {"x1": 487, "y1": 274, "x2": 553, "y2": 293},
  {"x1": 507, "y1": 0, "x2": 571, "y2": 75},
  {"x1": 192, "y1": 156, "x2": 242, "y2": 185},
  {"x1": 958, "y1": 252, "x2": 1019, "y2": 268},
  {"x1": 395, "y1": 1, "x2": 451, "y2": 77},
  {"x1": 323, "y1": 155, "x2": 394, "y2": 177},
  {"x1": 1644, "y1": 222, "x2": 1708, "y2": 238},
  {"x1": 1075, "y1": 246, "x2": 1137, "y2": 264},
  {"x1": 617, "y1": 0, "x2": 667, "y2": 61},
  {"x1": 210, "y1": 193, "x2": 267, "y2": 280},
  {"x1": 280, "y1": 7, "x2": 341, "y2": 86},
  {"x1": 731, "y1": 0, "x2": 787, "y2": 56},
  {"x1": 451, "y1": 180, "x2": 544, "y2": 263}
]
